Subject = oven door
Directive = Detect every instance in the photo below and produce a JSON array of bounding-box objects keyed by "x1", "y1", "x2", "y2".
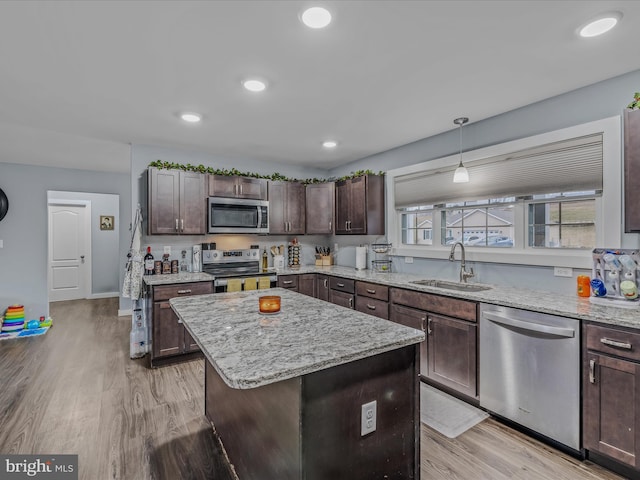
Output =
[{"x1": 208, "y1": 197, "x2": 269, "y2": 234}]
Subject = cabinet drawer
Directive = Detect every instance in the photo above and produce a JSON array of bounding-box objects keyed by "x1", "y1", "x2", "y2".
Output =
[
  {"x1": 355, "y1": 296, "x2": 389, "y2": 320},
  {"x1": 356, "y1": 281, "x2": 389, "y2": 301},
  {"x1": 329, "y1": 277, "x2": 355, "y2": 294},
  {"x1": 390, "y1": 288, "x2": 477, "y2": 322},
  {"x1": 153, "y1": 282, "x2": 213, "y2": 301},
  {"x1": 586, "y1": 323, "x2": 640, "y2": 361},
  {"x1": 278, "y1": 275, "x2": 298, "y2": 289},
  {"x1": 330, "y1": 289, "x2": 354, "y2": 309}
]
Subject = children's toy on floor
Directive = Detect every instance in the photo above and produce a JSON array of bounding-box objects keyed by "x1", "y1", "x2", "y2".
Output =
[{"x1": 0, "y1": 306, "x2": 52, "y2": 340}]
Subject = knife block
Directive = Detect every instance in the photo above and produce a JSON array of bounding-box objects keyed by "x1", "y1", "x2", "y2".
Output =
[{"x1": 315, "y1": 255, "x2": 333, "y2": 266}]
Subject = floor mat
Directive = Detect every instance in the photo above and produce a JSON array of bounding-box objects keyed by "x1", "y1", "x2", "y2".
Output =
[
  {"x1": 420, "y1": 383, "x2": 489, "y2": 438},
  {"x1": 0, "y1": 326, "x2": 49, "y2": 341}
]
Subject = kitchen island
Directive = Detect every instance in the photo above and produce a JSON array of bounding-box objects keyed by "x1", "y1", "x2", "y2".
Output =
[{"x1": 170, "y1": 288, "x2": 425, "y2": 480}]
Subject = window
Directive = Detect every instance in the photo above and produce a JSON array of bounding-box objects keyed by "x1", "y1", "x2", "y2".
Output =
[
  {"x1": 400, "y1": 205, "x2": 433, "y2": 245},
  {"x1": 386, "y1": 116, "x2": 621, "y2": 268},
  {"x1": 528, "y1": 192, "x2": 598, "y2": 249}
]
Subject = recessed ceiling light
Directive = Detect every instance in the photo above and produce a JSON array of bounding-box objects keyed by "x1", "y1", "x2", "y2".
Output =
[
  {"x1": 322, "y1": 140, "x2": 337, "y2": 148},
  {"x1": 579, "y1": 11, "x2": 622, "y2": 37},
  {"x1": 180, "y1": 112, "x2": 202, "y2": 123},
  {"x1": 301, "y1": 7, "x2": 332, "y2": 29},
  {"x1": 243, "y1": 79, "x2": 267, "y2": 92}
]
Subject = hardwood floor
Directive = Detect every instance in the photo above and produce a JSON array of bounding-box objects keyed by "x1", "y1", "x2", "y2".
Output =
[{"x1": 0, "y1": 298, "x2": 627, "y2": 480}]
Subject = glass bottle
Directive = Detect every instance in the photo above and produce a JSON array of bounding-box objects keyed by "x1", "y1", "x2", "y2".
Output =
[{"x1": 262, "y1": 248, "x2": 269, "y2": 271}]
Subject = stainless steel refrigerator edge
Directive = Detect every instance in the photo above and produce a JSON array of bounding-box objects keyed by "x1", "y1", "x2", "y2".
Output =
[{"x1": 479, "y1": 304, "x2": 580, "y2": 451}]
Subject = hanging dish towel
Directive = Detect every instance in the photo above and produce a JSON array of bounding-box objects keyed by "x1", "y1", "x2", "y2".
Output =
[
  {"x1": 258, "y1": 277, "x2": 271, "y2": 290},
  {"x1": 123, "y1": 206, "x2": 144, "y2": 300},
  {"x1": 227, "y1": 279, "x2": 242, "y2": 292},
  {"x1": 244, "y1": 278, "x2": 257, "y2": 291}
]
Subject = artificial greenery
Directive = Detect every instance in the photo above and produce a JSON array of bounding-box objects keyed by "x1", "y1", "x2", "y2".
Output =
[
  {"x1": 147, "y1": 160, "x2": 384, "y2": 184},
  {"x1": 628, "y1": 92, "x2": 640, "y2": 110}
]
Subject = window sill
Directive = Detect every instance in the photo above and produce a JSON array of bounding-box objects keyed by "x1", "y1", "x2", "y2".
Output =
[{"x1": 391, "y1": 245, "x2": 592, "y2": 269}]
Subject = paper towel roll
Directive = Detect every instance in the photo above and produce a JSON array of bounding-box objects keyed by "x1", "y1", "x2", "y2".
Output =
[{"x1": 356, "y1": 246, "x2": 367, "y2": 270}]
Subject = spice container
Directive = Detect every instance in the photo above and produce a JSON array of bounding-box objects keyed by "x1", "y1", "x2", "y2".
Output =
[{"x1": 577, "y1": 275, "x2": 591, "y2": 297}]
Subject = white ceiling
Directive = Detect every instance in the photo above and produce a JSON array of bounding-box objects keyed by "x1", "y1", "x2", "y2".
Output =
[{"x1": 0, "y1": 0, "x2": 639, "y2": 174}]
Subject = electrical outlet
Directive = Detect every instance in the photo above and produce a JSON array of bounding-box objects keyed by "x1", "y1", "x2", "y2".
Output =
[
  {"x1": 163, "y1": 246, "x2": 171, "y2": 255},
  {"x1": 554, "y1": 267, "x2": 573, "y2": 277},
  {"x1": 361, "y1": 400, "x2": 377, "y2": 436},
  {"x1": 405, "y1": 256, "x2": 414, "y2": 264}
]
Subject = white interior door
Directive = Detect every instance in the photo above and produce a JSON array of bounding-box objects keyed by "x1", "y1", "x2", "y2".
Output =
[{"x1": 48, "y1": 204, "x2": 89, "y2": 302}]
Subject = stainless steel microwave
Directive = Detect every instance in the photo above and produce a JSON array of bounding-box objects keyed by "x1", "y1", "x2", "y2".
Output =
[{"x1": 208, "y1": 197, "x2": 269, "y2": 234}]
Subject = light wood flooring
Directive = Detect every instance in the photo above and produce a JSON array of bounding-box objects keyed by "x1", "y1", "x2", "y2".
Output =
[{"x1": 0, "y1": 298, "x2": 626, "y2": 480}]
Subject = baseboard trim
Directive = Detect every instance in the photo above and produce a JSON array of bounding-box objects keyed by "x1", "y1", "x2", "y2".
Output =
[
  {"x1": 89, "y1": 292, "x2": 120, "y2": 300},
  {"x1": 118, "y1": 308, "x2": 133, "y2": 317}
]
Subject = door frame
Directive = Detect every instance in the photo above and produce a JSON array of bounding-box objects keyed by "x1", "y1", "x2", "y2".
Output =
[{"x1": 47, "y1": 199, "x2": 92, "y2": 302}]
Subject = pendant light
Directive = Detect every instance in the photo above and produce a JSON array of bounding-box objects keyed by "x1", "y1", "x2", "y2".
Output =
[{"x1": 453, "y1": 117, "x2": 470, "y2": 183}]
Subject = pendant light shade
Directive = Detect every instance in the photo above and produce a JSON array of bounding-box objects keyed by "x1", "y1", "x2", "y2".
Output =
[{"x1": 453, "y1": 117, "x2": 469, "y2": 183}]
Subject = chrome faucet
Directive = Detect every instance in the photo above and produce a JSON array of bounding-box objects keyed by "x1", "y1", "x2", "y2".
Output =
[{"x1": 449, "y1": 242, "x2": 475, "y2": 283}]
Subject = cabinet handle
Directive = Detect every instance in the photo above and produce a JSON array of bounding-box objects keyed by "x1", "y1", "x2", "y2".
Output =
[
  {"x1": 337, "y1": 282, "x2": 345, "y2": 287},
  {"x1": 175, "y1": 219, "x2": 179, "y2": 231},
  {"x1": 329, "y1": 221, "x2": 332, "y2": 232},
  {"x1": 589, "y1": 359, "x2": 596, "y2": 384},
  {"x1": 366, "y1": 288, "x2": 376, "y2": 294},
  {"x1": 600, "y1": 338, "x2": 632, "y2": 350},
  {"x1": 323, "y1": 279, "x2": 328, "y2": 288},
  {"x1": 177, "y1": 289, "x2": 192, "y2": 294},
  {"x1": 421, "y1": 317, "x2": 427, "y2": 332},
  {"x1": 160, "y1": 302, "x2": 171, "y2": 309},
  {"x1": 366, "y1": 304, "x2": 376, "y2": 310},
  {"x1": 283, "y1": 280, "x2": 293, "y2": 285},
  {"x1": 427, "y1": 318, "x2": 432, "y2": 335},
  {"x1": 348, "y1": 297, "x2": 353, "y2": 308},
  {"x1": 234, "y1": 184, "x2": 238, "y2": 196},
  {"x1": 181, "y1": 219, "x2": 184, "y2": 232},
  {"x1": 239, "y1": 184, "x2": 243, "y2": 195}
]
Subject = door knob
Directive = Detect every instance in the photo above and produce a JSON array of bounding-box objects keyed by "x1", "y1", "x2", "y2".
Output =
[{"x1": 80, "y1": 255, "x2": 85, "y2": 263}]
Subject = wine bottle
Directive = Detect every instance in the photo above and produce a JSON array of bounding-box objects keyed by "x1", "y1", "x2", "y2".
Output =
[{"x1": 144, "y1": 246, "x2": 154, "y2": 275}]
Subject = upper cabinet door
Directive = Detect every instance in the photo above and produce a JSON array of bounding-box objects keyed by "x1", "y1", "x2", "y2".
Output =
[
  {"x1": 268, "y1": 181, "x2": 288, "y2": 234},
  {"x1": 180, "y1": 171, "x2": 206, "y2": 234},
  {"x1": 625, "y1": 109, "x2": 640, "y2": 232},
  {"x1": 335, "y1": 180, "x2": 351, "y2": 234},
  {"x1": 208, "y1": 175, "x2": 267, "y2": 200},
  {"x1": 335, "y1": 175, "x2": 385, "y2": 236},
  {"x1": 148, "y1": 168, "x2": 180, "y2": 235},
  {"x1": 268, "y1": 181, "x2": 305, "y2": 235},
  {"x1": 306, "y1": 183, "x2": 335, "y2": 234}
]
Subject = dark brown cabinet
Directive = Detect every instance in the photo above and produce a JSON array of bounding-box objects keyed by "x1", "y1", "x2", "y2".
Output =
[
  {"x1": 277, "y1": 274, "x2": 298, "y2": 290},
  {"x1": 328, "y1": 277, "x2": 355, "y2": 309},
  {"x1": 335, "y1": 174, "x2": 385, "y2": 235},
  {"x1": 305, "y1": 182, "x2": 335, "y2": 234},
  {"x1": 584, "y1": 323, "x2": 640, "y2": 468},
  {"x1": 297, "y1": 274, "x2": 316, "y2": 297},
  {"x1": 148, "y1": 168, "x2": 206, "y2": 235},
  {"x1": 149, "y1": 281, "x2": 213, "y2": 366},
  {"x1": 624, "y1": 109, "x2": 640, "y2": 232},
  {"x1": 355, "y1": 281, "x2": 389, "y2": 319},
  {"x1": 268, "y1": 181, "x2": 306, "y2": 234},
  {"x1": 390, "y1": 287, "x2": 478, "y2": 399},
  {"x1": 208, "y1": 174, "x2": 267, "y2": 200},
  {"x1": 316, "y1": 274, "x2": 330, "y2": 301}
]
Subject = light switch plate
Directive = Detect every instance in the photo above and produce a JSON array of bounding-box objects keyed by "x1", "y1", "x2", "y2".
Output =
[
  {"x1": 405, "y1": 256, "x2": 414, "y2": 264},
  {"x1": 163, "y1": 246, "x2": 171, "y2": 255}
]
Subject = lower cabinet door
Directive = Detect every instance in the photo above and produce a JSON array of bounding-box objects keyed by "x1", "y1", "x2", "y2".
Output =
[
  {"x1": 584, "y1": 352, "x2": 640, "y2": 467},
  {"x1": 329, "y1": 289, "x2": 354, "y2": 309},
  {"x1": 297, "y1": 274, "x2": 316, "y2": 297},
  {"x1": 153, "y1": 301, "x2": 185, "y2": 358},
  {"x1": 390, "y1": 303, "x2": 427, "y2": 376},
  {"x1": 316, "y1": 275, "x2": 329, "y2": 301},
  {"x1": 427, "y1": 313, "x2": 477, "y2": 398},
  {"x1": 184, "y1": 329, "x2": 200, "y2": 353}
]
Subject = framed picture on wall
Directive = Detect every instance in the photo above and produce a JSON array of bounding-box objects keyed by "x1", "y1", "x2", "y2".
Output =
[{"x1": 100, "y1": 215, "x2": 115, "y2": 231}]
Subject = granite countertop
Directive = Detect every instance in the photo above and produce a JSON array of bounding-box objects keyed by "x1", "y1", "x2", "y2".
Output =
[
  {"x1": 143, "y1": 271, "x2": 214, "y2": 286},
  {"x1": 170, "y1": 288, "x2": 425, "y2": 390},
  {"x1": 279, "y1": 265, "x2": 640, "y2": 330}
]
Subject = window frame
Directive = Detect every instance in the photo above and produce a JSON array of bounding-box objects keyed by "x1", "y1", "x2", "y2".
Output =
[{"x1": 386, "y1": 116, "x2": 621, "y2": 269}]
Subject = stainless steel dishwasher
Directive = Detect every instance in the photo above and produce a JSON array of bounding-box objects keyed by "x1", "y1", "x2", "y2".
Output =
[{"x1": 479, "y1": 303, "x2": 580, "y2": 451}]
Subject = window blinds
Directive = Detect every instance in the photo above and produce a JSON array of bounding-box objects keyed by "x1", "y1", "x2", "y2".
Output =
[{"x1": 394, "y1": 133, "x2": 603, "y2": 208}]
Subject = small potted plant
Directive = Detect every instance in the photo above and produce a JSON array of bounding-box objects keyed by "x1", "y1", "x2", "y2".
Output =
[{"x1": 628, "y1": 91, "x2": 640, "y2": 110}]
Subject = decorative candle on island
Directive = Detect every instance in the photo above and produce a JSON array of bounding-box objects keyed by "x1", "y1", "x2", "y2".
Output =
[{"x1": 259, "y1": 295, "x2": 281, "y2": 314}]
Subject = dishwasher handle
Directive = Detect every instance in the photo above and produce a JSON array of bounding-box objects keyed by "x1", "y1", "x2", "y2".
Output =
[{"x1": 483, "y1": 311, "x2": 575, "y2": 338}]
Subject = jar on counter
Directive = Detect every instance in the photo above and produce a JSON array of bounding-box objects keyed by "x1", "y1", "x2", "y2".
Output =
[{"x1": 577, "y1": 275, "x2": 591, "y2": 297}]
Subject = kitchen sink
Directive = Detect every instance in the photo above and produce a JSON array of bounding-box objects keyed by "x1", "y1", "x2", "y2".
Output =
[{"x1": 409, "y1": 279, "x2": 492, "y2": 292}]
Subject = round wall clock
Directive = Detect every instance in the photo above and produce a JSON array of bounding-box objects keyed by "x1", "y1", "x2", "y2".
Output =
[{"x1": 0, "y1": 188, "x2": 8, "y2": 222}]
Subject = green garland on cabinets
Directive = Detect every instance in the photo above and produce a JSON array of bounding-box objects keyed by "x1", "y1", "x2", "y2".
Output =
[{"x1": 147, "y1": 160, "x2": 384, "y2": 184}]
